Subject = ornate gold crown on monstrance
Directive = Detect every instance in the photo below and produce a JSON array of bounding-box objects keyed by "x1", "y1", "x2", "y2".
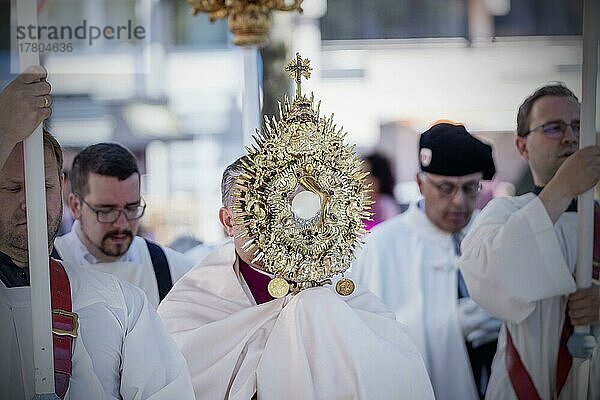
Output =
[{"x1": 233, "y1": 53, "x2": 372, "y2": 298}]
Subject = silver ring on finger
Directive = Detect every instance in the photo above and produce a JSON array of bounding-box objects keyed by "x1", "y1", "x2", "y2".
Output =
[{"x1": 42, "y1": 95, "x2": 50, "y2": 108}]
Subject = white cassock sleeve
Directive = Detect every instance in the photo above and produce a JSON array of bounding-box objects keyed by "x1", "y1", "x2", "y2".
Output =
[
  {"x1": 117, "y1": 280, "x2": 195, "y2": 400},
  {"x1": 460, "y1": 196, "x2": 576, "y2": 323}
]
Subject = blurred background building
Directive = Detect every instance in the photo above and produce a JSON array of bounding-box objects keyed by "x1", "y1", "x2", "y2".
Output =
[{"x1": 1, "y1": 0, "x2": 596, "y2": 247}]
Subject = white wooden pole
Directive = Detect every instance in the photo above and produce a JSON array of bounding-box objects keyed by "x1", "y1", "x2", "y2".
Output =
[
  {"x1": 242, "y1": 46, "x2": 261, "y2": 147},
  {"x1": 576, "y1": 0, "x2": 599, "y2": 315},
  {"x1": 574, "y1": 0, "x2": 599, "y2": 398},
  {"x1": 15, "y1": 0, "x2": 56, "y2": 397}
]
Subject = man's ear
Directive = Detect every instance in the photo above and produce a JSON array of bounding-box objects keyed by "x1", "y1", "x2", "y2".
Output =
[
  {"x1": 515, "y1": 135, "x2": 529, "y2": 160},
  {"x1": 219, "y1": 207, "x2": 235, "y2": 237},
  {"x1": 416, "y1": 172, "x2": 425, "y2": 195},
  {"x1": 68, "y1": 193, "x2": 82, "y2": 219}
]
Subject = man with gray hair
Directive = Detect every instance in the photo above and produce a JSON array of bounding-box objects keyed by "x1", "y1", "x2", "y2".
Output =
[
  {"x1": 352, "y1": 122, "x2": 500, "y2": 400},
  {"x1": 158, "y1": 156, "x2": 435, "y2": 400}
]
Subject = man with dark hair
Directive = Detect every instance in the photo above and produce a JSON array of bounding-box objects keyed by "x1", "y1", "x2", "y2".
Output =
[
  {"x1": 353, "y1": 122, "x2": 501, "y2": 400},
  {"x1": 0, "y1": 68, "x2": 194, "y2": 399},
  {"x1": 53, "y1": 143, "x2": 193, "y2": 308},
  {"x1": 461, "y1": 84, "x2": 600, "y2": 399},
  {"x1": 516, "y1": 84, "x2": 579, "y2": 138}
]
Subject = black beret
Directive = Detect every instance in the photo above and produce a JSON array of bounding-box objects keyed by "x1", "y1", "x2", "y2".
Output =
[{"x1": 419, "y1": 123, "x2": 496, "y2": 180}]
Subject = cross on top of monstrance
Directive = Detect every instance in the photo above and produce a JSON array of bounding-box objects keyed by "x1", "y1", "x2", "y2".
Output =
[{"x1": 285, "y1": 52, "x2": 312, "y2": 98}]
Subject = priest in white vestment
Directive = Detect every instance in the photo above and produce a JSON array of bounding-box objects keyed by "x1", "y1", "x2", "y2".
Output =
[
  {"x1": 159, "y1": 239, "x2": 434, "y2": 400},
  {"x1": 352, "y1": 122, "x2": 501, "y2": 400},
  {"x1": 158, "y1": 54, "x2": 434, "y2": 400},
  {"x1": 460, "y1": 84, "x2": 600, "y2": 399},
  {"x1": 0, "y1": 69, "x2": 195, "y2": 399}
]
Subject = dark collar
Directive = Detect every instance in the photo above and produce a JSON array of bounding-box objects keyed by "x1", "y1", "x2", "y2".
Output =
[
  {"x1": 0, "y1": 251, "x2": 30, "y2": 287},
  {"x1": 533, "y1": 185, "x2": 577, "y2": 213}
]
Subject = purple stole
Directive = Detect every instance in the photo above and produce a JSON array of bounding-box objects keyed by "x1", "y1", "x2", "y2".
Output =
[{"x1": 238, "y1": 259, "x2": 275, "y2": 305}]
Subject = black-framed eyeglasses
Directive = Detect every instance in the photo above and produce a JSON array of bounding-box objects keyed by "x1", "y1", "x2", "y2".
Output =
[
  {"x1": 80, "y1": 197, "x2": 146, "y2": 223},
  {"x1": 526, "y1": 120, "x2": 580, "y2": 139},
  {"x1": 423, "y1": 175, "x2": 482, "y2": 198}
]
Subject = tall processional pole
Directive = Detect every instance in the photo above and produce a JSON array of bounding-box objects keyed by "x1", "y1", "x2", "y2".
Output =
[
  {"x1": 15, "y1": 0, "x2": 58, "y2": 398},
  {"x1": 574, "y1": 0, "x2": 599, "y2": 398},
  {"x1": 187, "y1": 0, "x2": 303, "y2": 146}
]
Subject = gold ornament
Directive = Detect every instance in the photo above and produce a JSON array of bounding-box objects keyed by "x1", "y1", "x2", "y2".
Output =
[
  {"x1": 188, "y1": 0, "x2": 303, "y2": 46},
  {"x1": 234, "y1": 53, "x2": 373, "y2": 292},
  {"x1": 335, "y1": 278, "x2": 355, "y2": 296},
  {"x1": 268, "y1": 277, "x2": 290, "y2": 298}
]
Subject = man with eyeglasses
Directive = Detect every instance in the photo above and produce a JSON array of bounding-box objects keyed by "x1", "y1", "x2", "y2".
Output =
[
  {"x1": 53, "y1": 143, "x2": 194, "y2": 308},
  {"x1": 0, "y1": 68, "x2": 194, "y2": 398},
  {"x1": 461, "y1": 84, "x2": 600, "y2": 399},
  {"x1": 352, "y1": 122, "x2": 500, "y2": 400}
]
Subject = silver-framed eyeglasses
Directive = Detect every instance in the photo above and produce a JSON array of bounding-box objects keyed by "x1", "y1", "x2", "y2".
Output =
[
  {"x1": 526, "y1": 120, "x2": 580, "y2": 139},
  {"x1": 80, "y1": 197, "x2": 146, "y2": 223},
  {"x1": 422, "y1": 175, "x2": 482, "y2": 198}
]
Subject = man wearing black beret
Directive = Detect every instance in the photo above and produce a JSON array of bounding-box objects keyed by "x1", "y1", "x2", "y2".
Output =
[{"x1": 353, "y1": 122, "x2": 499, "y2": 400}]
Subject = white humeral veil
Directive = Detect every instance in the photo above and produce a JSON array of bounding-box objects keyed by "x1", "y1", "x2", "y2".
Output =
[{"x1": 158, "y1": 242, "x2": 434, "y2": 400}]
